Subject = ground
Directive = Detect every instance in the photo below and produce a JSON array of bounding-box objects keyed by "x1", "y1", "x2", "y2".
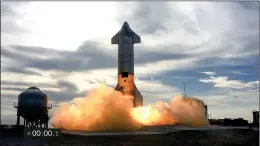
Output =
[{"x1": 0, "y1": 128, "x2": 258, "y2": 146}]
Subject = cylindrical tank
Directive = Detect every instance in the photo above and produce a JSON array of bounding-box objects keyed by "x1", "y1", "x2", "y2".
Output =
[{"x1": 17, "y1": 87, "x2": 48, "y2": 121}]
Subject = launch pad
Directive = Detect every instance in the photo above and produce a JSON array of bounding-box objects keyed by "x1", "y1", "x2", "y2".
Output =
[
  {"x1": 60, "y1": 123, "x2": 259, "y2": 137},
  {"x1": 61, "y1": 130, "x2": 171, "y2": 137},
  {"x1": 1, "y1": 127, "x2": 257, "y2": 146}
]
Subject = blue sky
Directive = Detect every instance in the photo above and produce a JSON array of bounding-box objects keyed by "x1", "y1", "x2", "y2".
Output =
[{"x1": 1, "y1": 2, "x2": 259, "y2": 124}]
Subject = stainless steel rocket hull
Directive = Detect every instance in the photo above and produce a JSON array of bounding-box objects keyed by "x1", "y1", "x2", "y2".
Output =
[
  {"x1": 111, "y1": 22, "x2": 143, "y2": 107},
  {"x1": 114, "y1": 74, "x2": 143, "y2": 107},
  {"x1": 115, "y1": 84, "x2": 143, "y2": 107}
]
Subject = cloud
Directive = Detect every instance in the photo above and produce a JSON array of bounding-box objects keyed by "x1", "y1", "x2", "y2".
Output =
[
  {"x1": 1, "y1": 2, "x2": 29, "y2": 34},
  {"x1": 1, "y1": 43, "x2": 195, "y2": 74},
  {"x1": 198, "y1": 71, "x2": 216, "y2": 76},
  {"x1": 199, "y1": 75, "x2": 259, "y2": 90},
  {"x1": 200, "y1": 88, "x2": 259, "y2": 122},
  {"x1": 118, "y1": 2, "x2": 174, "y2": 35},
  {"x1": 1, "y1": 80, "x2": 79, "y2": 101},
  {"x1": 232, "y1": 71, "x2": 249, "y2": 75}
]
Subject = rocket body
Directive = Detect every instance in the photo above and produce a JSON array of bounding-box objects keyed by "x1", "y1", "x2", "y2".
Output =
[{"x1": 111, "y1": 22, "x2": 143, "y2": 107}]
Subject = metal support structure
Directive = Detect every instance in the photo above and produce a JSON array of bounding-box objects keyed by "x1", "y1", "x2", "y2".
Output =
[
  {"x1": 24, "y1": 118, "x2": 49, "y2": 128},
  {"x1": 16, "y1": 115, "x2": 20, "y2": 126},
  {"x1": 183, "y1": 82, "x2": 186, "y2": 97},
  {"x1": 14, "y1": 102, "x2": 51, "y2": 128}
]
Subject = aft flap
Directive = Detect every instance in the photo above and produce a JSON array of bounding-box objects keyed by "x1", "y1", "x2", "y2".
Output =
[{"x1": 134, "y1": 84, "x2": 143, "y2": 107}]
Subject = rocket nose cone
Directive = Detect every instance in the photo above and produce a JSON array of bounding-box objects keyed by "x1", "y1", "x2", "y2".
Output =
[
  {"x1": 121, "y1": 21, "x2": 131, "y2": 32},
  {"x1": 123, "y1": 21, "x2": 129, "y2": 26}
]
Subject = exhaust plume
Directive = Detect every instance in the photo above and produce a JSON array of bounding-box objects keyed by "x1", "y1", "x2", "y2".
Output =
[{"x1": 51, "y1": 84, "x2": 209, "y2": 131}]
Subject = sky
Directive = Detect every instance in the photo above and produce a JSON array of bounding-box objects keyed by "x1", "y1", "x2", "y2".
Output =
[{"x1": 1, "y1": 2, "x2": 259, "y2": 124}]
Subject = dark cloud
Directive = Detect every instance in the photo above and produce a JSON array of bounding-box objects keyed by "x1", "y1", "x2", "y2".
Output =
[
  {"x1": 136, "y1": 52, "x2": 189, "y2": 63},
  {"x1": 1, "y1": 44, "x2": 115, "y2": 72},
  {"x1": 118, "y1": 2, "x2": 196, "y2": 35},
  {"x1": 1, "y1": 2, "x2": 28, "y2": 34},
  {"x1": 4, "y1": 67, "x2": 41, "y2": 76},
  {"x1": 231, "y1": 3, "x2": 259, "y2": 33},
  {"x1": 1, "y1": 2, "x2": 17, "y2": 16},
  {"x1": 56, "y1": 80, "x2": 78, "y2": 92},
  {"x1": 1, "y1": 81, "x2": 58, "y2": 88},
  {"x1": 118, "y1": 2, "x2": 259, "y2": 39},
  {"x1": 239, "y1": 2, "x2": 259, "y2": 10},
  {"x1": 1, "y1": 80, "x2": 79, "y2": 102},
  {"x1": 0, "y1": 2, "x2": 26, "y2": 18},
  {"x1": 1, "y1": 2, "x2": 258, "y2": 76},
  {"x1": 128, "y1": 2, "x2": 173, "y2": 34},
  {"x1": 1, "y1": 87, "x2": 25, "y2": 92},
  {"x1": 1, "y1": 41, "x2": 192, "y2": 74},
  {"x1": 239, "y1": 35, "x2": 259, "y2": 53}
]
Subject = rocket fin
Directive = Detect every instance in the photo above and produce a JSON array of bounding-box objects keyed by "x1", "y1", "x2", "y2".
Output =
[
  {"x1": 134, "y1": 84, "x2": 143, "y2": 107},
  {"x1": 132, "y1": 31, "x2": 141, "y2": 44},
  {"x1": 111, "y1": 32, "x2": 119, "y2": 44}
]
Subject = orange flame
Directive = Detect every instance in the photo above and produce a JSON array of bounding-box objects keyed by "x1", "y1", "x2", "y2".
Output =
[{"x1": 51, "y1": 84, "x2": 209, "y2": 131}]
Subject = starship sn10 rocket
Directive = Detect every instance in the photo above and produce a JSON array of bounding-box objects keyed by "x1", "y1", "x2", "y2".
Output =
[{"x1": 111, "y1": 22, "x2": 143, "y2": 107}]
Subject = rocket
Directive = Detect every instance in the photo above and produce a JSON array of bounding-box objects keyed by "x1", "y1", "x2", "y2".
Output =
[{"x1": 111, "y1": 22, "x2": 143, "y2": 107}]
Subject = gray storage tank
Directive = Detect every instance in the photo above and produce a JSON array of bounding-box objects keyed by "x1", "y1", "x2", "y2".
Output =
[{"x1": 14, "y1": 86, "x2": 52, "y2": 128}]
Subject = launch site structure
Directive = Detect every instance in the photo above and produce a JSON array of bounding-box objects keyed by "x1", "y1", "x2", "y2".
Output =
[{"x1": 14, "y1": 87, "x2": 52, "y2": 128}]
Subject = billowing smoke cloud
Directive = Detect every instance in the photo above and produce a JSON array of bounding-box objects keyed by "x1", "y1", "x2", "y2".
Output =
[
  {"x1": 51, "y1": 84, "x2": 141, "y2": 131},
  {"x1": 51, "y1": 84, "x2": 209, "y2": 131}
]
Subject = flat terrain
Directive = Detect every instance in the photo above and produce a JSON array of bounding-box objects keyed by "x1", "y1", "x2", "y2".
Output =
[{"x1": 0, "y1": 128, "x2": 258, "y2": 146}]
